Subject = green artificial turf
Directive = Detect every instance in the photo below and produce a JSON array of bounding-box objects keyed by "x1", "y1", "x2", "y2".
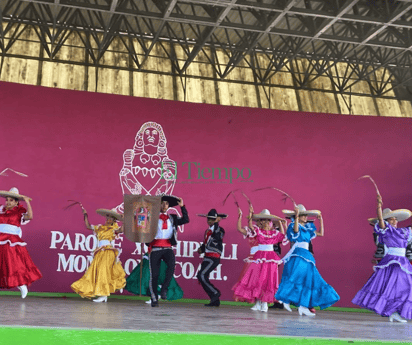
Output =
[{"x1": 0, "y1": 327, "x2": 406, "y2": 345}]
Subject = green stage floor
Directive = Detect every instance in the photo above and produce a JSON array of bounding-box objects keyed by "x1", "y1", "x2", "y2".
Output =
[{"x1": 0, "y1": 327, "x2": 407, "y2": 345}]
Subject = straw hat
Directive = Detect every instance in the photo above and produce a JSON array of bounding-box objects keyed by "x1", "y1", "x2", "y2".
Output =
[
  {"x1": 0, "y1": 187, "x2": 30, "y2": 201},
  {"x1": 252, "y1": 209, "x2": 283, "y2": 221},
  {"x1": 96, "y1": 208, "x2": 123, "y2": 221},
  {"x1": 197, "y1": 209, "x2": 228, "y2": 219},
  {"x1": 283, "y1": 204, "x2": 321, "y2": 217},
  {"x1": 368, "y1": 208, "x2": 412, "y2": 224}
]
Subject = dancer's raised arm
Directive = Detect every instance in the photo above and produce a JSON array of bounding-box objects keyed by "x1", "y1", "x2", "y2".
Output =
[
  {"x1": 294, "y1": 205, "x2": 300, "y2": 233},
  {"x1": 279, "y1": 219, "x2": 287, "y2": 234},
  {"x1": 237, "y1": 208, "x2": 247, "y2": 235},
  {"x1": 82, "y1": 207, "x2": 93, "y2": 230},
  {"x1": 377, "y1": 195, "x2": 385, "y2": 229},
  {"x1": 22, "y1": 196, "x2": 33, "y2": 220},
  {"x1": 247, "y1": 204, "x2": 254, "y2": 230},
  {"x1": 315, "y1": 213, "x2": 324, "y2": 237}
]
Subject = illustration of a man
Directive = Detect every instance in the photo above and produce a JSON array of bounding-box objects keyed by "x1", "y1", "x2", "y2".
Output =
[{"x1": 115, "y1": 122, "x2": 177, "y2": 213}]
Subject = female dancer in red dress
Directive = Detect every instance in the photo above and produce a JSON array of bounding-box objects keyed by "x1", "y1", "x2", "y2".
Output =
[{"x1": 0, "y1": 188, "x2": 42, "y2": 298}]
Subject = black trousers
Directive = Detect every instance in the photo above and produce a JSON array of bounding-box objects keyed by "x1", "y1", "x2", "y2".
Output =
[
  {"x1": 197, "y1": 257, "x2": 221, "y2": 301},
  {"x1": 149, "y1": 248, "x2": 175, "y2": 301}
]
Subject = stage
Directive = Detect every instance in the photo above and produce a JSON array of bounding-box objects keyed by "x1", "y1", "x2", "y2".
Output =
[{"x1": 0, "y1": 295, "x2": 410, "y2": 344}]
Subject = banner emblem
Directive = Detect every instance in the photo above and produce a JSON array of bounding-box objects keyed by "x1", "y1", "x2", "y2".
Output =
[{"x1": 123, "y1": 194, "x2": 161, "y2": 243}]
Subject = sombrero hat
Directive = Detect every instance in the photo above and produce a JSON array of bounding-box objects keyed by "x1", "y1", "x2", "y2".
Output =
[
  {"x1": 283, "y1": 204, "x2": 321, "y2": 217},
  {"x1": 0, "y1": 187, "x2": 30, "y2": 201},
  {"x1": 368, "y1": 208, "x2": 412, "y2": 224},
  {"x1": 252, "y1": 209, "x2": 283, "y2": 221},
  {"x1": 96, "y1": 208, "x2": 123, "y2": 221},
  {"x1": 161, "y1": 194, "x2": 180, "y2": 207},
  {"x1": 197, "y1": 209, "x2": 228, "y2": 219}
]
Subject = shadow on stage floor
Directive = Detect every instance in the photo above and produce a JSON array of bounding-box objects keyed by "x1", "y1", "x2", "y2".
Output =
[{"x1": 0, "y1": 295, "x2": 411, "y2": 342}]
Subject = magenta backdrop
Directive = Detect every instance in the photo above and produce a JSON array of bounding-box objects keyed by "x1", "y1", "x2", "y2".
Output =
[{"x1": 1, "y1": 81, "x2": 412, "y2": 308}]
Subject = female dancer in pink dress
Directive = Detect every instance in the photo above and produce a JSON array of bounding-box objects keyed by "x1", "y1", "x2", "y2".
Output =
[{"x1": 232, "y1": 209, "x2": 286, "y2": 312}]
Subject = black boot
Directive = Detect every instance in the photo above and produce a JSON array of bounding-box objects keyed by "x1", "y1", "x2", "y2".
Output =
[
  {"x1": 151, "y1": 299, "x2": 159, "y2": 307},
  {"x1": 160, "y1": 290, "x2": 168, "y2": 300},
  {"x1": 204, "y1": 299, "x2": 220, "y2": 307},
  {"x1": 269, "y1": 302, "x2": 284, "y2": 309}
]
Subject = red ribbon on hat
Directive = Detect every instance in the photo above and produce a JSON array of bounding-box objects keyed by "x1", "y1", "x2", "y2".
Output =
[{"x1": 159, "y1": 214, "x2": 169, "y2": 229}]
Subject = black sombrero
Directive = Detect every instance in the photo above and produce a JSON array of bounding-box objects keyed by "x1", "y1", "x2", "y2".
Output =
[
  {"x1": 161, "y1": 194, "x2": 180, "y2": 207},
  {"x1": 197, "y1": 209, "x2": 228, "y2": 219}
]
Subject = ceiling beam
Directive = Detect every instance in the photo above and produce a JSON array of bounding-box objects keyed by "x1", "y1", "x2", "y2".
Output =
[
  {"x1": 221, "y1": 0, "x2": 298, "y2": 77},
  {"x1": 361, "y1": 2, "x2": 412, "y2": 45},
  {"x1": 313, "y1": 0, "x2": 361, "y2": 38},
  {"x1": 110, "y1": 0, "x2": 118, "y2": 13},
  {"x1": 139, "y1": 0, "x2": 178, "y2": 69},
  {"x1": 2, "y1": 0, "x2": 412, "y2": 86},
  {"x1": 180, "y1": 0, "x2": 238, "y2": 74},
  {"x1": 18, "y1": 0, "x2": 412, "y2": 30}
]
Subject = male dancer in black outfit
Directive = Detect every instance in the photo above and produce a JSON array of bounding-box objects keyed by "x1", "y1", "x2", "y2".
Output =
[
  {"x1": 197, "y1": 209, "x2": 227, "y2": 307},
  {"x1": 148, "y1": 195, "x2": 189, "y2": 307}
]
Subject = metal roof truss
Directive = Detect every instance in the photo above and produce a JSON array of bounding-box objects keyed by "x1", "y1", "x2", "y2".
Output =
[{"x1": 1, "y1": 0, "x2": 412, "y2": 98}]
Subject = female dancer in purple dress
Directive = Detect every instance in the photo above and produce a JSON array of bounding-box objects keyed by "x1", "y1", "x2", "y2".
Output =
[{"x1": 352, "y1": 195, "x2": 412, "y2": 322}]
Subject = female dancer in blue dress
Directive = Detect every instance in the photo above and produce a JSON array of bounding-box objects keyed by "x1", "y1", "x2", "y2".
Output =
[{"x1": 275, "y1": 204, "x2": 340, "y2": 316}]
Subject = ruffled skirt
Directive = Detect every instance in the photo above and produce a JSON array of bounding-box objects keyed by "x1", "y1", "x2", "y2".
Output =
[
  {"x1": 125, "y1": 258, "x2": 183, "y2": 300},
  {"x1": 0, "y1": 234, "x2": 42, "y2": 288},
  {"x1": 232, "y1": 261, "x2": 280, "y2": 303},
  {"x1": 71, "y1": 247, "x2": 126, "y2": 298},
  {"x1": 275, "y1": 253, "x2": 340, "y2": 309},
  {"x1": 352, "y1": 256, "x2": 412, "y2": 319}
]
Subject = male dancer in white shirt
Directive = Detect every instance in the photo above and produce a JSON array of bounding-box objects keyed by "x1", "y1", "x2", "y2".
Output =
[{"x1": 148, "y1": 195, "x2": 189, "y2": 307}]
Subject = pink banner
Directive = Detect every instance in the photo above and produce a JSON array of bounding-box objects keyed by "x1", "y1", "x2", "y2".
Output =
[{"x1": 1, "y1": 81, "x2": 412, "y2": 307}]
